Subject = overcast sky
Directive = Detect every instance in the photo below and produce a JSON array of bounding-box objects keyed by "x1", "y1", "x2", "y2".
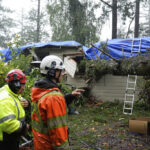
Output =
[
  {"x1": 2, "y1": 0, "x2": 111, "y2": 41},
  {"x1": 3, "y1": 0, "x2": 32, "y2": 13},
  {"x1": 2, "y1": 0, "x2": 48, "y2": 16}
]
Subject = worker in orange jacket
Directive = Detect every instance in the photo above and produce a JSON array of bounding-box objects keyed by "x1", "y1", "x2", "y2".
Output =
[{"x1": 31, "y1": 55, "x2": 84, "y2": 150}]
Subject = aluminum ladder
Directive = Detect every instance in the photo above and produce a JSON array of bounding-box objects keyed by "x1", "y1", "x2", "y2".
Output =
[
  {"x1": 123, "y1": 75, "x2": 137, "y2": 115},
  {"x1": 131, "y1": 38, "x2": 142, "y2": 57},
  {"x1": 123, "y1": 38, "x2": 141, "y2": 115}
]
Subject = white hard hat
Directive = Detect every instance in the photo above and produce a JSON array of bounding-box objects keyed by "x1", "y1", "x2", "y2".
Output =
[{"x1": 40, "y1": 55, "x2": 65, "y2": 75}]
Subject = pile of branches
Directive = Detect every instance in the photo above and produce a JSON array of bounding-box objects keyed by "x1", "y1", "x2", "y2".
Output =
[
  {"x1": 78, "y1": 44, "x2": 150, "y2": 105},
  {"x1": 78, "y1": 54, "x2": 150, "y2": 81}
]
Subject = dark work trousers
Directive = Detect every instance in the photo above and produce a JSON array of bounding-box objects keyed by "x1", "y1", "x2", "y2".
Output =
[{"x1": 0, "y1": 132, "x2": 20, "y2": 150}]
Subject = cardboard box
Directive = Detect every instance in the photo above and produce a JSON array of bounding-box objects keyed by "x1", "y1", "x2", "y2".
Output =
[{"x1": 129, "y1": 117, "x2": 150, "y2": 135}]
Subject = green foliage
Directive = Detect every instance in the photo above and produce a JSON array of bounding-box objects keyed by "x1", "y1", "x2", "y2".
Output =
[
  {"x1": 22, "y1": 68, "x2": 41, "y2": 102},
  {"x1": 0, "y1": 0, "x2": 15, "y2": 48},
  {"x1": 78, "y1": 58, "x2": 117, "y2": 81},
  {"x1": 47, "y1": 0, "x2": 73, "y2": 41},
  {"x1": 0, "y1": 35, "x2": 35, "y2": 97},
  {"x1": 59, "y1": 82, "x2": 73, "y2": 94},
  {"x1": 60, "y1": 82, "x2": 86, "y2": 106},
  {"x1": 138, "y1": 76, "x2": 150, "y2": 105},
  {"x1": 0, "y1": 35, "x2": 38, "y2": 131},
  {"x1": 78, "y1": 54, "x2": 150, "y2": 105},
  {"x1": 68, "y1": 0, "x2": 99, "y2": 45},
  {"x1": 6, "y1": 35, "x2": 32, "y2": 73},
  {"x1": 22, "y1": 68, "x2": 41, "y2": 125},
  {"x1": 68, "y1": 101, "x2": 150, "y2": 150},
  {"x1": 0, "y1": 35, "x2": 26, "y2": 86},
  {"x1": 118, "y1": 55, "x2": 150, "y2": 76},
  {"x1": 17, "y1": 8, "x2": 50, "y2": 44},
  {"x1": 78, "y1": 54, "x2": 150, "y2": 82},
  {"x1": 47, "y1": 0, "x2": 100, "y2": 46},
  {"x1": 73, "y1": 96, "x2": 87, "y2": 107},
  {"x1": 0, "y1": 59, "x2": 13, "y2": 87},
  {"x1": 134, "y1": 99, "x2": 150, "y2": 110}
]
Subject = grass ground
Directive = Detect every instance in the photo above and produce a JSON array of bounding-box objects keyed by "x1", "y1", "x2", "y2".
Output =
[{"x1": 68, "y1": 101, "x2": 150, "y2": 150}]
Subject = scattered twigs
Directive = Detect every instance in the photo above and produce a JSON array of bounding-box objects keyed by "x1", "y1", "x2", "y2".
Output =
[{"x1": 81, "y1": 140, "x2": 102, "y2": 150}]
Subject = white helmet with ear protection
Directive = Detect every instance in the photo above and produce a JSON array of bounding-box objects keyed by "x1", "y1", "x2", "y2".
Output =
[{"x1": 40, "y1": 55, "x2": 65, "y2": 75}]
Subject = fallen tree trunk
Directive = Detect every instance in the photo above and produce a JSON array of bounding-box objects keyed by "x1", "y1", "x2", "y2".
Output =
[{"x1": 90, "y1": 44, "x2": 150, "y2": 76}]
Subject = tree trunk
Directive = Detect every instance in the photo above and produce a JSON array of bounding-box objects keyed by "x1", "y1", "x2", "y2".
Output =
[
  {"x1": 112, "y1": 0, "x2": 117, "y2": 39},
  {"x1": 21, "y1": 9, "x2": 24, "y2": 42},
  {"x1": 149, "y1": 0, "x2": 150, "y2": 35},
  {"x1": 134, "y1": 0, "x2": 140, "y2": 38},
  {"x1": 36, "y1": 0, "x2": 40, "y2": 42},
  {"x1": 68, "y1": 0, "x2": 86, "y2": 45}
]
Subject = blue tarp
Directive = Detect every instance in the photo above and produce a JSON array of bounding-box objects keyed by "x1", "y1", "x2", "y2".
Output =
[
  {"x1": 0, "y1": 41, "x2": 84, "y2": 62},
  {"x1": 85, "y1": 37, "x2": 150, "y2": 60},
  {"x1": 1, "y1": 38, "x2": 150, "y2": 62}
]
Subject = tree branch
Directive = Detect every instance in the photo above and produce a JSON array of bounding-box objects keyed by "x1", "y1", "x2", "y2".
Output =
[
  {"x1": 126, "y1": 15, "x2": 135, "y2": 38},
  {"x1": 91, "y1": 43, "x2": 120, "y2": 63},
  {"x1": 100, "y1": 0, "x2": 112, "y2": 8}
]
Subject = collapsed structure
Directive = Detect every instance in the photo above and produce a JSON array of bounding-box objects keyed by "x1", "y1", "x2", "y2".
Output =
[{"x1": 0, "y1": 37, "x2": 150, "y2": 106}]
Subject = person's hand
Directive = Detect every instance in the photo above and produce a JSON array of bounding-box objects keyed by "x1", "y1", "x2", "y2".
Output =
[
  {"x1": 20, "y1": 98, "x2": 29, "y2": 108},
  {"x1": 72, "y1": 89, "x2": 85, "y2": 97},
  {"x1": 26, "y1": 123, "x2": 30, "y2": 130},
  {"x1": 25, "y1": 123, "x2": 30, "y2": 133}
]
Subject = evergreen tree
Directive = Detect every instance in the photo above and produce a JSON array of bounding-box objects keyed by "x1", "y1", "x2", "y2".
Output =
[
  {"x1": 100, "y1": 0, "x2": 136, "y2": 39},
  {"x1": 47, "y1": 0, "x2": 100, "y2": 46},
  {"x1": 47, "y1": 0, "x2": 73, "y2": 41},
  {"x1": 17, "y1": 1, "x2": 50, "y2": 45},
  {"x1": 0, "y1": 0, "x2": 15, "y2": 48}
]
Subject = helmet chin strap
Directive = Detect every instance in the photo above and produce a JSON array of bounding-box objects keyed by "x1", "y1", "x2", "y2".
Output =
[
  {"x1": 8, "y1": 81, "x2": 21, "y2": 94},
  {"x1": 46, "y1": 70, "x2": 62, "y2": 83},
  {"x1": 56, "y1": 70, "x2": 62, "y2": 83}
]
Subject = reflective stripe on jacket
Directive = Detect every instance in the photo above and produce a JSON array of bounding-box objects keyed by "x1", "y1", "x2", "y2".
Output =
[
  {"x1": 0, "y1": 85, "x2": 25, "y2": 141},
  {"x1": 31, "y1": 87, "x2": 70, "y2": 150}
]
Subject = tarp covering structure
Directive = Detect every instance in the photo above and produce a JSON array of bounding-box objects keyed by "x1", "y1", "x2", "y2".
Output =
[
  {"x1": 0, "y1": 41, "x2": 84, "y2": 62},
  {"x1": 85, "y1": 37, "x2": 150, "y2": 60},
  {"x1": 1, "y1": 37, "x2": 150, "y2": 62}
]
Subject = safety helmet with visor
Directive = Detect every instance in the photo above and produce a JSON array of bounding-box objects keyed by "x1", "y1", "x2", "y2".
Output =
[
  {"x1": 5, "y1": 69, "x2": 26, "y2": 93},
  {"x1": 40, "y1": 55, "x2": 65, "y2": 77}
]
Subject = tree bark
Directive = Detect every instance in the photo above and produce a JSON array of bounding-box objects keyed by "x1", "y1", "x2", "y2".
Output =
[
  {"x1": 36, "y1": 0, "x2": 40, "y2": 42},
  {"x1": 100, "y1": 0, "x2": 112, "y2": 8},
  {"x1": 126, "y1": 15, "x2": 135, "y2": 38},
  {"x1": 134, "y1": 0, "x2": 140, "y2": 38},
  {"x1": 112, "y1": 0, "x2": 117, "y2": 39}
]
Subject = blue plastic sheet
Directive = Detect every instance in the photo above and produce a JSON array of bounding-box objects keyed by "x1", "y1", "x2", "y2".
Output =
[
  {"x1": 0, "y1": 41, "x2": 84, "y2": 62},
  {"x1": 1, "y1": 38, "x2": 150, "y2": 62},
  {"x1": 85, "y1": 37, "x2": 150, "y2": 60}
]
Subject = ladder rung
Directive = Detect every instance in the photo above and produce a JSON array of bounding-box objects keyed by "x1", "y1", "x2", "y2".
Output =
[
  {"x1": 125, "y1": 94, "x2": 134, "y2": 97},
  {"x1": 128, "y1": 75, "x2": 137, "y2": 77},
  {"x1": 126, "y1": 88, "x2": 135, "y2": 90},
  {"x1": 124, "y1": 101, "x2": 133, "y2": 103},
  {"x1": 124, "y1": 108, "x2": 132, "y2": 110},
  {"x1": 132, "y1": 39, "x2": 141, "y2": 41},
  {"x1": 123, "y1": 112, "x2": 132, "y2": 115},
  {"x1": 128, "y1": 81, "x2": 136, "y2": 84},
  {"x1": 132, "y1": 45, "x2": 141, "y2": 46},
  {"x1": 131, "y1": 51, "x2": 141, "y2": 52},
  {"x1": 128, "y1": 76, "x2": 137, "y2": 78},
  {"x1": 123, "y1": 74, "x2": 137, "y2": 115}
]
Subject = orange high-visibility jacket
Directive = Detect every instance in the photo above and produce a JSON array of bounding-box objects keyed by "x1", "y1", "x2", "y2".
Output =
[{"x1": 31, "y1": 86, "x2": 70, "y2": 150}]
